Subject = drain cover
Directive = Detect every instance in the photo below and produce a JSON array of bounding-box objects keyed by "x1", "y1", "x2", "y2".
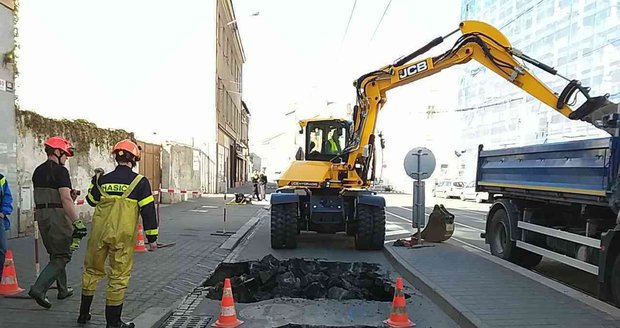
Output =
[
  {"x1": 162, "y1": 315, "x2": 211, "y2": 328},
  {"x1": 161, "y1": 287, "x2": 212, "y2": 328}
]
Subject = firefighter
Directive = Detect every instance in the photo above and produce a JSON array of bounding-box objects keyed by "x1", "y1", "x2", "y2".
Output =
[
  {"x1": 28, "y1": 136, "x2": 86, "y2": 309},
  {"x1": 77, "y1": 139, "x2": 157, "y2": 328}
]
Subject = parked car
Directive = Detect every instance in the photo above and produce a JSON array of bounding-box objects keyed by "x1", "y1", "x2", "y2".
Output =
[
  {"x1": 433, "y1": 180, "x2": 465, "y2": 198},
  {"x1": 460, "y1": 181, "x2": 489, "y2": 203}
]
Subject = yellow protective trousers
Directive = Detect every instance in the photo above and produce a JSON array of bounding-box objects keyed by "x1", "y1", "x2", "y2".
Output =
[{"x1": 81, "y1": 175, "x2": 143, "y2": 306}]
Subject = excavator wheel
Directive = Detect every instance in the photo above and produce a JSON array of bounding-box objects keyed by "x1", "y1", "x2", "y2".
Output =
[
  {"x1": 354, "y1": 204, "x2": 385, "y2": 250},
  {"x1": 612, "y1": 252, "x2": 620, "y2": 307},
  {"x1": 271, "y1": 203, "x2": 298, "y2": 249}
]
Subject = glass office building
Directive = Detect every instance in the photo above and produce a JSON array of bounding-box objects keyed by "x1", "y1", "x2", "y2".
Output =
[{"x1": 456, "y1": 0, "x2": 619, "y2": 179}]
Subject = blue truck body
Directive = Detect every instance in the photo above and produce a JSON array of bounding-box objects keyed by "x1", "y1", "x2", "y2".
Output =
[
  {"x1": 476, "y1": 137, "x2": 620, "y2": 306},
  {"x1": 477, "y1": 137, "x2": 620, "y2": 207}
]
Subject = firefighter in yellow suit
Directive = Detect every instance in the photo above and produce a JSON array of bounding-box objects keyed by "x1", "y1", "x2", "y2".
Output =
[{"x1": 77, "y1": 139, "x2": 158, "y2": 328}]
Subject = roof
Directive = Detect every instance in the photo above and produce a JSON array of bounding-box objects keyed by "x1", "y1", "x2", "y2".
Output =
[
  {"x1": 242, "y1": 101, "x2": 250, "y2": 115},
  {"x1": 298, "y1": 117, "x2": 349, "y2": 128},
  {"x1": 225, "y1": 0, "x2": 246, "y2": 63}
]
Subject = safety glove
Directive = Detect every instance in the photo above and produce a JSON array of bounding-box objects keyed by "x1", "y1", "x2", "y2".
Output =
[
  {"x1": 70, "y1": 238, "x2": 81, "y2": 251},
  {"x1": 72, "y1": 220, "x2": 87, "y2": 239}
]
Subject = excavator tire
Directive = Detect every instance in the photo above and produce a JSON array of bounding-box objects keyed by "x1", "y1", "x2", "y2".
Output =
[
  {"x1": 271, "y1": 203, "x2": 298, "y2": 249},
  {"x1": 354, "y1": 204, "x2": 385, "y2": 250},
  {"x1": 612, "y1": 252, "x2": 620, "y2": 307}
]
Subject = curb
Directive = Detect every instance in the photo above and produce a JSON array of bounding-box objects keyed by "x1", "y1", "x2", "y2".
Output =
[
  {"x1": 383, "y1": 245, "x2": 488, "y2": 328},
  {"x1": 220, "y1": 209, "x2": 264, "y2": 250}
]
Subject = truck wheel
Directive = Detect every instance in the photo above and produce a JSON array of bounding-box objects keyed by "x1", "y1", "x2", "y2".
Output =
[
  {"x1": 612, "y1": 253, "x2": 620, "y2": 307},
  {"x1": 354, "y1": 205, "x2": 386, "y2": 250},
  {"x1": 489, "y1": 209, "x2": 519, "y2": 261},
  {"x1": 489, "y1": 209, "x2": 542, "y2": 268},
  {"x1": 271, "y1": 203, "x2": 298, "y2": 249}
]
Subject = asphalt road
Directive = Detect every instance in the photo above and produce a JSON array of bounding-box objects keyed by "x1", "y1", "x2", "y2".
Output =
[
  {"x1": 228, "y1": 206, "x2": 461, "y2": 328},
  {"x1": 381, "y1": 193, "x2": 599, "y2": 297}
]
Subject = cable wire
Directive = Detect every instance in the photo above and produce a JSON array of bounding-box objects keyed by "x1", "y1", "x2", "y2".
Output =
[
  {"x1": 340, "y1": 0, "x2": 358, "y2": 50},
  {"x1": 370, "y1": 0, "x2": 393, "y2": 42}
]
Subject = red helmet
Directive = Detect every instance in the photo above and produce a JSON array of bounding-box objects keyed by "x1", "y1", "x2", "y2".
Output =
[
  {"x1": 44, "y1": 136, "x2": 75, "y2": 157},
  {"x1": 112, "y1": 139, "x2": 140, "y2": 161}
]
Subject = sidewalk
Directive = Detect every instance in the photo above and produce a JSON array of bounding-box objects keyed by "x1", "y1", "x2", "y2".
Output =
[
  {"x1": 385, "y1": 242, "x2": 620, "y2": 328},
  {"x1": 0, "y1": 196, "x2": 263, "y2": 328}
]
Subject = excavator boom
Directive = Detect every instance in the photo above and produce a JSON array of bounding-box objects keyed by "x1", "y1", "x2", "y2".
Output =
[{"x1": 346, "y1": 20, "x2": 614, "y2": 187}]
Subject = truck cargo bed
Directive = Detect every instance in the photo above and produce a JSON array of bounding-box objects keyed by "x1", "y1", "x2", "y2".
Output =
[{"x1": 476, "y1": 137, "x2": 620, "y2": 206}]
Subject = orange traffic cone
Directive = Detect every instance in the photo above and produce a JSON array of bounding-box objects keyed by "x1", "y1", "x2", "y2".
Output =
[
  {"x1": 0, "y1": 250, "x2": 25, "y2": 296},
  {"x1": 384, "y1": 277, "x2": 415, "y2": 327},
  {"x1": 134, "y1": 223, "x2": 147, "y2": 253},
  {"x1": 212, "y1": 278, "x2": 243, "y2": 328}
]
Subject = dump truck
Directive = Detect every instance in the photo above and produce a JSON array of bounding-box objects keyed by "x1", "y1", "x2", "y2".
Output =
[
  {"x1": 270, "y1": 20, "x2": 612, "y2": 251},
  {"x1": 477, "y1": 105, "x2": 620, "y2": 306}
]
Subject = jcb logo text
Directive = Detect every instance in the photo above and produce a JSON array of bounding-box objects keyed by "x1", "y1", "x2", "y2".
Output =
[{"x1": 399, "y1": 60, "x2": 429, "y2": 80}]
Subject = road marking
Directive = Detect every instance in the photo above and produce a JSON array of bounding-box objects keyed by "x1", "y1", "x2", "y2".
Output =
[
  {"x1": 451, "y1": 237, "x2": 490, "y2": 254},
  {"x1": 386, "y1": 229, "x2": 412, "y2": 236},
  {"x1": 454, "y1": 222, "x2": 485, "y2": 233},
  {"x1": 386, "y1": 210, "x2": 413, "y2": 222},
  {"x1": 390, "y1": 207, "x2": 485, "y2": 232}
]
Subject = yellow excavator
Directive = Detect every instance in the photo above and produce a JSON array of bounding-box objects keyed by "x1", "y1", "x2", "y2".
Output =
[{"x1": 270, "y1": 20, "x2": 613, "y2": 250}]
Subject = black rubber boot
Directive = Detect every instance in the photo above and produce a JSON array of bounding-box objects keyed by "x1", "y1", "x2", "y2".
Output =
[
  {"x1": 29, "y1": 258, "x2": 66, "y2": 308},
  {"x1": 77, "y1": 295, "x2": 93, "y2": 324},
  {"x1": 27, "y1": 288, "x2": 52, "y2": 309},
  {"x1": 105, "y1": 304, "x2": 135, "y2": 328},
  {"x1": 56, "y1": 267, "x2": 74, "y2": 299}
]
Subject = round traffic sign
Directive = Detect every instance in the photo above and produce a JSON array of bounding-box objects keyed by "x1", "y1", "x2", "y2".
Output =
[{"x1": 403, "y1": 147, "x2": 436, "y2": 180}]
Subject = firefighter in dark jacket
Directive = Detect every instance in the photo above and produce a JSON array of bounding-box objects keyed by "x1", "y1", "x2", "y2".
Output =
[
  {"x1": 29, "y1": 136, "x2": 86, "y2": 309},
  {"x1": 77, "y1": 139, "x2": 157, "y2": 328}
]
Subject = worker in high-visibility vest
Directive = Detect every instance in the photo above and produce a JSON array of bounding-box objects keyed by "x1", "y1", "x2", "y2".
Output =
[
  {"x1": 325, "y1": 127, "x2": 343, "y2": 155},
  {"x1": 77, "y1": 139, "x2": 157, "y2": 328}
]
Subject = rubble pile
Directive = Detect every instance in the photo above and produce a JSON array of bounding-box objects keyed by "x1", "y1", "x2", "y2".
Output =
[{"x1": 204, "y1": 255, "x2": 401, "y2": 303}]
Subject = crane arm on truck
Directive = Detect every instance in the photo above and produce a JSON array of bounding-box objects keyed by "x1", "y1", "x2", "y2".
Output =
[{"x1": 345, "y1": 20, "x2": 613, "y2": 185}]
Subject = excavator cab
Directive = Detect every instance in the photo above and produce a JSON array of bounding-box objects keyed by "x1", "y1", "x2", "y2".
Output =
[{"x1": 299, "y1": 119, "x2": 351, "y2": 163}]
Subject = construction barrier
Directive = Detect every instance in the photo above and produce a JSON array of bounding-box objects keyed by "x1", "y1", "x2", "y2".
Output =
[
  {"x1": 384, "y1": 277, "x2": 415, "y2": 327},
  {"x1": 0, "y1": 250, "x2": 25, "y2": 296},
  {"x1": 213, "y1": 277, "x2": 244, "y2": 328}
]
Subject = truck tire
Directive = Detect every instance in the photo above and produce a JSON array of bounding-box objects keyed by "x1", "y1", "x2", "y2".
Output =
[
  {"x1": 612, "y1": 253, "x2": 620, "y2": 307},
  {"x1": 354, "y1": 204, "x2": 386, "y2": 250},
  {"x1": 489, "y1": 209, "x2": 542, "y2": 269},
  {"x1": 271, "y1": 203, "x2": 298, "y2": 249}
]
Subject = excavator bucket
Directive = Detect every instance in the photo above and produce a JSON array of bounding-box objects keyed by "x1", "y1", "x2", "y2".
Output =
[{"x1": 413, "y1": 204, "x2": 455, "y2": 242}]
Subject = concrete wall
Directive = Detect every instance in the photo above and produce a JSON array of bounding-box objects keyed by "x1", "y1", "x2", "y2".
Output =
[
  {"x1": 0, "y1": 4, "x2": 18, "y2": 237},
  {"x1": 15, "y1": 110, "x2": 132, "y2": 235},
  {"x1": 161, "y1": 142, "x2": 214, "y2": 203}
]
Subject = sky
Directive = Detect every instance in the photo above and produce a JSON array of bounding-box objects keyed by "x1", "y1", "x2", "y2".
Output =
[
  {"x1": 232, "y1": 0, "x2": 462, "y2": 189},
  {"x1": 16, "y1": 0, "x2": 463, "y2": 191}
]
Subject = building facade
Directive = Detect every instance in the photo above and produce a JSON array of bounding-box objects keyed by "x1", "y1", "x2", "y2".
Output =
[
  {"x1": 216, "y1": 0, "x2": 247, "y2": 192},
  {"x1": 457, "y1": 0, "x2": 619, "y2": 181},
  {"x1": 0, "y1": 0, "x2": 17, "y2": 237}
]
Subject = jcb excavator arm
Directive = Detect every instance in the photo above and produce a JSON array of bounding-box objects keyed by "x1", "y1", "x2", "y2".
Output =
[{"x1": 344, "y1": 20, "x2": 613, "y2": 186}]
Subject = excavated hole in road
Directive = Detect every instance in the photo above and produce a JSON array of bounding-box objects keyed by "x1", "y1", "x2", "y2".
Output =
[
  {"x1": 276, "y1": 325, "x2": 380, "y2": 328},
  {"x1": 203, "y1": 255, "x2": 409, "y2": 303}
]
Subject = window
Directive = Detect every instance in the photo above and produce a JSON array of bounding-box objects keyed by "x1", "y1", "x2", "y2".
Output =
[{"x1": 305, "y1": 121, "x2": 350, "y2": 161}]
